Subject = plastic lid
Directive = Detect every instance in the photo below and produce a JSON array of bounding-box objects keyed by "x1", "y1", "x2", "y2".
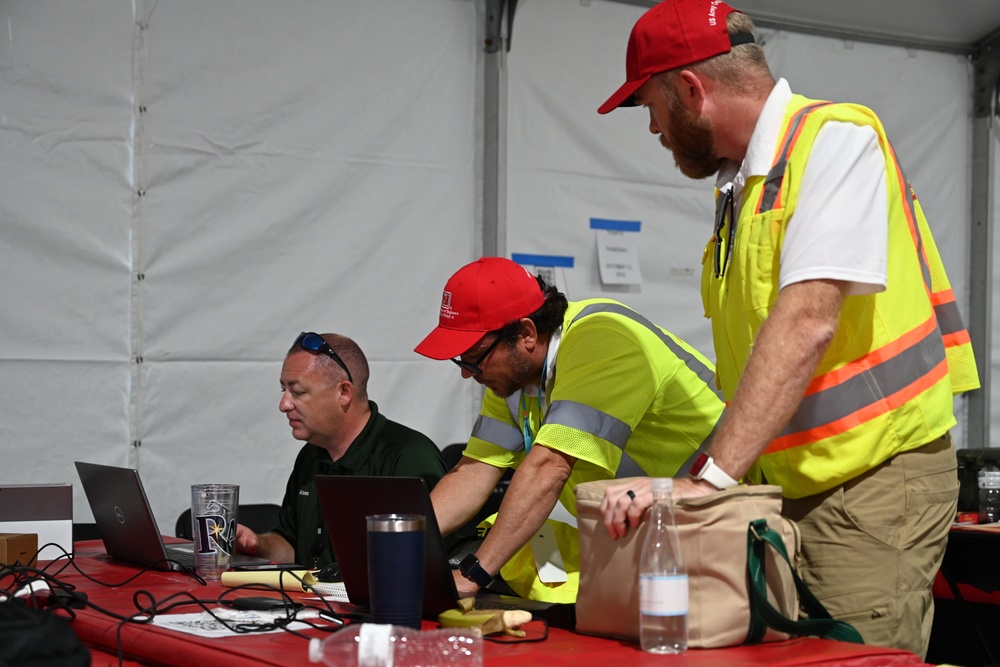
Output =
[
  {"x1": 308, "y1": 638, "x2": 322, "y2": 663},
  {"x1": 651, "y1": 478, "x2": 673, "y2": 495}
]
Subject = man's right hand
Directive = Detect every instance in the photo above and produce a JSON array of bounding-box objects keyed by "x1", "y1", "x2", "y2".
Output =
[
  {"x1": 235, "y1": 523, "x2": 259, "y2": 555},
  {"x1": 600, "y1": 476, "x2": 719, "y2": 539}
]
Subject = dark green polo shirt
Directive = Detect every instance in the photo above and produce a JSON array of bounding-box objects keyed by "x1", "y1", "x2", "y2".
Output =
[{"x1": 272, "y1": 401, "x2": 446, "y2": 568}]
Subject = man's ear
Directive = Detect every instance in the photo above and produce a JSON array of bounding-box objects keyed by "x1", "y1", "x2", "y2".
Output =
[
  {"x1": 338, "y1": 379, "x2": 354, "y2": 408},
  {"x1": 675, "y1": 69, "x2": 709, "y2": 114},
  {"x1": 519, "y1": 318, "x2": 539, "y2": 351}
]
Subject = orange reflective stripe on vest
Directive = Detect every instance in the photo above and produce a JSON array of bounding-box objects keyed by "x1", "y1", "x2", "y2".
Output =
[{"x1": 770, "y1": 314, "x2": 948, "y2": 452}]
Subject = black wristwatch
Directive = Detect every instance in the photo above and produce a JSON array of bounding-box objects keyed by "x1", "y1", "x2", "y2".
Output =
[{"x1": 457, "y1": 553, "x2": 494, "y2": 588}]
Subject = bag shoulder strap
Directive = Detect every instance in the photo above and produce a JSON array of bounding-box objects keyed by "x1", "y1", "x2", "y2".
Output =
[{"x1": 745, "y1": 518, "x2": 864, "y2": 644}]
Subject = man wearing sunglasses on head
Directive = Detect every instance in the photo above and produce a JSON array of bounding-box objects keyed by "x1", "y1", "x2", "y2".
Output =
[
  {"x1": 235, "y1": 332, "x2": 447, "y2": 568},
  {"x1": 415, "y1": 257, "x2": 723, "y2": 602}
]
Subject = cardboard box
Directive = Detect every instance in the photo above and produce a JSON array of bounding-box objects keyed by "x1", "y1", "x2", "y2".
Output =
[
  {"x1": 0, "y1": 533, "x2": 38, "y2": 567},
  {"x1": 0, "y1": 484, "x2": 73, "y2": 560}
]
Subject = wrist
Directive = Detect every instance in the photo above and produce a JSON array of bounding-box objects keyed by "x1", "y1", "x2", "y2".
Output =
[
  {"x1": 457, "y1": 553, "x2": 495, "y2": 589},
  {"x1": 688, "y1": 453, "x2": 740, "y2": 490}
]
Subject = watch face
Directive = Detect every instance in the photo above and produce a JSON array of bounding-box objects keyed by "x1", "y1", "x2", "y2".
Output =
[
  {"x1": 459, "y1": 553, "x2": 478, "y2": 574},
  {"x1": 690, "y1": 453, "x2": 710, "y2": 476}
]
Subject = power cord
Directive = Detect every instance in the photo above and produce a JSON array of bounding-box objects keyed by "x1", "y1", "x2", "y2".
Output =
[{"x1": 1, "y1": 544, "x2": 351, "y2": 667}]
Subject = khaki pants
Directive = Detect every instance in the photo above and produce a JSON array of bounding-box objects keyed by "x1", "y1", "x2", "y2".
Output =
[{"x1": 782, "y1": 433, "x2": 958, "y2": 659}]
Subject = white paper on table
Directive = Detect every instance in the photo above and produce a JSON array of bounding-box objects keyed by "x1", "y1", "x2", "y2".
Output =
[
  {"x1": 304, "y1": 581, "x2": 350, "y2": 602},
  {"x1": 596, "y1": 229, "x2": 642, "y2": 285},
  {"x1": 151, "y1": 608, "x2": 320, "y2": 638}
]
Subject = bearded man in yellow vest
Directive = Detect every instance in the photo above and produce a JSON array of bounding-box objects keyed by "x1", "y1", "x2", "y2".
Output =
[
  {"x1": 415, "y1": 257, "x2": 723, "y2": 603},
  {"x1": 597, "y1": 0, "x2": 979, "y2": 658}
]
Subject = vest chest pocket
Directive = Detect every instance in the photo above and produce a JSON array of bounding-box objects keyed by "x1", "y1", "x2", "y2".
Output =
[{"x1": 740, "y1": 208, "x2": 784, "y2": 314}]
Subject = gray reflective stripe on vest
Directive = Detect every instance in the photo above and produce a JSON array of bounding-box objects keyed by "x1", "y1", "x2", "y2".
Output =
[
  {"x1": 567, "y1": 303, "x2": 721, "y2": 400},
  {"x1": 934, "y1": 300, "x2": 965, "y2": 337},
  {"x1": 894, "y1": 165, "x2": 934, "y2": 293},
  {"x1": 758, "y1": 158, "x2": 788, "y2": 214},
  {"x1": 616, "y1": 450, "x2": 645, "y2": 479},
  {"x1": 470, "y1": 414, "x2": 525, "y2": 452},
  {"x1": 546, "y1": 399, "x2": 631, "y2": 449},
  {"x1": 758, "y1": 102, "x2": 832, "y2": 214},
  {"x1": 779, "y1": 324, "x2": 946, "y2": 438},
  {"x1": 674, "y1": 415, "x2": 722, "y2": 477}
]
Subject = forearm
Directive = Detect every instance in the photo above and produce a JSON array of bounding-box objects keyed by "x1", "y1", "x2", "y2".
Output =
[
  {"x1": 475, "y1": 445, "x2": 574, "y2": 576},
  {"x1": 254, "y1": 532, "x2": 296, "y2": 563},
  {"x1": 431, "y1": 458, "x2": 502, "y2": 536},
  {"x1": 710, "y1": 280, "x2": 846, "y2": 479}
]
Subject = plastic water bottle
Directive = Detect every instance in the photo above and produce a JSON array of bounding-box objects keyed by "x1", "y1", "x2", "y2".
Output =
[
  {"x1": 639, "y1": 477, "x2": 688, "y2": 654},
  {"x1": 979, "y1": 464, "x2": 1000, "y2": 524},
  {"x1": 308, "y1": 623, "x2": 482, "y2": 667}
]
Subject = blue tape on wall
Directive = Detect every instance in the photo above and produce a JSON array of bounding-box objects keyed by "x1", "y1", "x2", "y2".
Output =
[
  {"x1": 511, "y1": 253, "x2": 574, "y2": 268},
  {"x1": 590, "y1": 218, "x2": 641, "y2": 232}
]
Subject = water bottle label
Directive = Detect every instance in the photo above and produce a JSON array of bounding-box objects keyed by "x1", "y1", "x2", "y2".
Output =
[
  {"x1": 639, "y1": 574, "x2": 689, "y2": 616},
  {"x1": 358, "y1": 624, "x2": 394, "y2": 667}
]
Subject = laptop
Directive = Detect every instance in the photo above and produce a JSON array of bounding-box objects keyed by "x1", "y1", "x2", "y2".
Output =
[
  {"x1": 74, "y1": 461, "x2": 270, "y2": 572},
  {"x1": 313, "y1": 475, "x2": 574, "y2": 626}
]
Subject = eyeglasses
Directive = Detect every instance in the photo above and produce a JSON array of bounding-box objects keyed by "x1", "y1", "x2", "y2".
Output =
[
  {"x1": 713, "y1": 185, "x2": 736, "y2": 279},
  {"x1": 295, "y1": 331, "x2": 353, "y2": 383},
  {"x1": 451, "y1": 335, "x2": 503, "y2": 375}
]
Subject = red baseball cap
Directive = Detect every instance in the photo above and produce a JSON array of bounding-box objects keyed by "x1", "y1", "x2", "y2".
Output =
[
  {"x1": 414, "y1": 257, "x2": 545, "y2": 360},
  {"x1": 598, "y1": 0, "x2": 745, "y2": 115}
]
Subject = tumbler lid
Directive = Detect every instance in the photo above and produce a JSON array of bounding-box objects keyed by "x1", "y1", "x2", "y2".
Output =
[{"x1": 366, "y1": 514, "x2": 426, "y2": 532}]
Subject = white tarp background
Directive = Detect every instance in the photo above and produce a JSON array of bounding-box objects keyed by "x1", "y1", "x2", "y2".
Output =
[
  {"x1": 1, "y1": 0, "x2": 480, "y2": 530},
  {"x1": 0, "y1": 0, "x2": 991, "y2": 532}
]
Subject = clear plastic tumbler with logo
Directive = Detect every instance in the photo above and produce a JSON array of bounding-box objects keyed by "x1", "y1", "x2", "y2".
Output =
[{"x1": 190, "y1": 483, "x2": 239, "y2": 580}]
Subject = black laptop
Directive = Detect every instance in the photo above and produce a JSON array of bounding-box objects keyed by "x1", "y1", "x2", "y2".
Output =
[
  {"x1": 313, "y1": 475, "x2": 573, "y2": 625},
  {"x1": 75, "y1": 461, "x2": 269, "y2": 572}
]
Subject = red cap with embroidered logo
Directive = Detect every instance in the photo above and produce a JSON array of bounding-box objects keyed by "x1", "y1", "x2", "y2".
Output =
[
  {"x1": 414, "y1": 257, "x2": 545, "y2": 360},
  {"x1": 598, "y1": 0, "x2": 741, "y2": 114}
]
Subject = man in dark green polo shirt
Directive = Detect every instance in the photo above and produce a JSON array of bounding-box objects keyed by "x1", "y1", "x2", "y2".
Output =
[{"x1": 235, "y1": 332, "x2": 447, "y2": 568}]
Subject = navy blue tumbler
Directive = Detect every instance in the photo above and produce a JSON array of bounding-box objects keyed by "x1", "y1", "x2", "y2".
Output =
[{"x1": 366, "y1": 514, "x2": 426, "y2": 629}]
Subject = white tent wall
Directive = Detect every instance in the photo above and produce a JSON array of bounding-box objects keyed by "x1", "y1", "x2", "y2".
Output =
[
  {"x1": 0, "y1": 0, "x2": 994, "y2": 533},
  {"x1": 0, "y1": 0, "x2": 481, "y2": 530},
  {"x1": 506, "y1": 0, "x2": 977, "y2": 445}
]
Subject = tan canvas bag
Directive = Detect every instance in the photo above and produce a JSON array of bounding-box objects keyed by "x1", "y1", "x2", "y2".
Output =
[{"x1": 575, "y1": 480, "x2": 801, "y2": 648}]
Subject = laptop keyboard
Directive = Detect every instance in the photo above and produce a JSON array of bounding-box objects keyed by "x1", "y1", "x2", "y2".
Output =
[{"x1": 165, "y1": 545, "x2": 196, "y2": 568}]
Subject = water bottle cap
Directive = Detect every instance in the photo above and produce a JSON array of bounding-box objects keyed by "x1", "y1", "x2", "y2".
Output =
[
  {"x1": 651, "y1": 478, "x2": 673, "y2": 495},
  {"x1": 308, "y1": 638, "x2": 322, "y2": 663}
]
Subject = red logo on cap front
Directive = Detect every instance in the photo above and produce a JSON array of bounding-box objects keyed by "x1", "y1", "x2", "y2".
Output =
[{"x1": 440, "y1": 291, "x2": 457, "y2": 321}]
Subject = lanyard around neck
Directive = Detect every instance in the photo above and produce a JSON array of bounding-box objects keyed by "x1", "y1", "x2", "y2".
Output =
[{"x1": 519, "y1": 364, "x2": 546, "y2": 454}]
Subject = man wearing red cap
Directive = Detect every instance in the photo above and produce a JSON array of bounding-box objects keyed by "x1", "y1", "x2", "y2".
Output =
[
  {"x1": 597, "y1": 0, "x2": 978, "y2": 656},
  {"x1": 415, "y1": 256, "x2": 723, "y2": 602}
]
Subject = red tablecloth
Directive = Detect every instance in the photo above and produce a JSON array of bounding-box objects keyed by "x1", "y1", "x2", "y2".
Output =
[{"x1": 31, "y1": 541, "x2": 931, "y2": 667}]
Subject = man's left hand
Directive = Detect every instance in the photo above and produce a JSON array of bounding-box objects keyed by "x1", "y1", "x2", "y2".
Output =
[{"x1": 453, "y1": 568, "x2": 480, "y2": 597}]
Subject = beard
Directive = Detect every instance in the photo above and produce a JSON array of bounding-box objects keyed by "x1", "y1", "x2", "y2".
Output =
[
  {"x1": 662, "y1": 87, "x2": 723, "y2": 180},
  {"x1": 488, "y1": 345, "x2": 537, "y2": 399}
]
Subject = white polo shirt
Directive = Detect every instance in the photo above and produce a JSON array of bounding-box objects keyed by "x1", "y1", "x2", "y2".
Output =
[{"x1": 716, "y1": 79, "x2": 888, "y2": 295}]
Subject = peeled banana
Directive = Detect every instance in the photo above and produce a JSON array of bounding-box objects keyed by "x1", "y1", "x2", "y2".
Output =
[{"x1": 438, "y1": 601, "x2": 533, "y2": 637}]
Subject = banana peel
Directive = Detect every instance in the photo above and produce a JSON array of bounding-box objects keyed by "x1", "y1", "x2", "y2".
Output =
[{"x1": 438, "y1": 598, "x2": 532, "y2": 637}]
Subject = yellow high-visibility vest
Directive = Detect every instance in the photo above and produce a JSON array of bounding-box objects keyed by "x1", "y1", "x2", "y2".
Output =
[{"x1": 700, "y1": 95, "x2": 979, "y2": 498}]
